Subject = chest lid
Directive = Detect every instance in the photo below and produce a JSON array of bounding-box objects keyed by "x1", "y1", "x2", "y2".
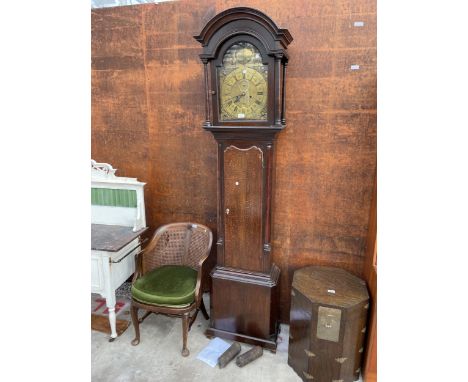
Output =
[{"x1": 292, "y1": 266, "x2": 368, "y2": 308}]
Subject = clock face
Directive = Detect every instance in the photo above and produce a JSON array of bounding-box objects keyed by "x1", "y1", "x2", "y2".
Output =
[{"x1": 218, "y1": 42, "x2": 268, "y2": 121}]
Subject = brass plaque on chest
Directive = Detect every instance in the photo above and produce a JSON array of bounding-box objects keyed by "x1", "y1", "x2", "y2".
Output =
[{"x1": 316, "y1": 306, "x2": 341, "y2": 342}]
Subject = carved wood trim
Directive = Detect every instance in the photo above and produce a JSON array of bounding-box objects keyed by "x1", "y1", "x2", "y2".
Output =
[
  {"x1": 224, "y1": 144, "x2": 264, "y2": 159},
  {"x1": 194, "y1": 7, "x2": 293, "y2": 50},
  {"x1": 211, "y1": 264, "x2": 280, "y2": 286},
  {"x1": 91, "y1": 159, "x2": 117, "y2": 178}
]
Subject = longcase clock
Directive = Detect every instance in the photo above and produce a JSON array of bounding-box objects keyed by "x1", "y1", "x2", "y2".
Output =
[{"x1": 194, "y1": 7, "x2": 292, "y2": 351}]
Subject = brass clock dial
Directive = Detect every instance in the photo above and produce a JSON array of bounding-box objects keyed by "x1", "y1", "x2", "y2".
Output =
[{"x1": 218, "y1": 42, "x2": 268, "y2": 121}]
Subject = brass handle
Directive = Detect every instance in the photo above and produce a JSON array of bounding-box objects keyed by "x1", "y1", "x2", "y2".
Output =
[
  {"x1": 302, "y1": 371, "x2": 314, "y2": 380},
  {"x1": 225, "y1": 208, "x2": 230, "y2": 215}
]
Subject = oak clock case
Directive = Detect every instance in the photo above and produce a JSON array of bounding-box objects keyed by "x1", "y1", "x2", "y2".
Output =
[{"x1": 194, "y1": 7, "x2": 292, "y2": 352}]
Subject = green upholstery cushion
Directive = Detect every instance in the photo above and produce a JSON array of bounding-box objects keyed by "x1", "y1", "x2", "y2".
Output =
[{"x1": 131, "y1": 265, "x2": 197, "y2": 307}]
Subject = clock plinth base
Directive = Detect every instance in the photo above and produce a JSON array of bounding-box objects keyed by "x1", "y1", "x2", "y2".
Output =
[
  {"x1": 204, "y1": 326, "x2": 279, "y2": 353},
  {"x1": 206, "y1": 265, "x2": 280, "y2": 352}
]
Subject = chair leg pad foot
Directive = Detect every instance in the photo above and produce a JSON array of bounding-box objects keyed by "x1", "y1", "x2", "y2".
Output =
[
  {"x1": 181, "y1": 349, "x2": 190, "y2": 357},
  {"x1": 131, "y1": 339, "x2": 140, "y2": 346}
]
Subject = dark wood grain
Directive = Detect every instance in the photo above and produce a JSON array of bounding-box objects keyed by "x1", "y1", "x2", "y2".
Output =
[
  {"x1": 292, "y1": 266, "x2": 368, "y2": 309},
  {"x1": 91, "y1": 0, "x2": 377, "y2": 321},
  {"x1": 288, "y1": 288, "x2": 312, "y2": 378},
  {"x1": 289, "y1": 266, "x2": 369, "y2": 382},
  {"x1": 224, "y1": 145, "x2": 263, "y2": 271},
  {"x1": 362, "y1": 175, "x2": 377, "y2": 382},
  {"x1": 207, "y1": 264, "x2": 280, "y2": 350},
  {"x1": 210, "y1": 277, "x2": 272, "y2": 339}
]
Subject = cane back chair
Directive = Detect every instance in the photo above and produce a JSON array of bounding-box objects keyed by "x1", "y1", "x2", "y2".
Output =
[{"x1": 130, "y1": 222, "x2": 213, "y2": 356}]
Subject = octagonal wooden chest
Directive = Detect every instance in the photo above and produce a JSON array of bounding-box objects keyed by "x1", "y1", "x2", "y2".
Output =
[{"x1": 288, "y1": 266, "x2": 369, "y2": 382}]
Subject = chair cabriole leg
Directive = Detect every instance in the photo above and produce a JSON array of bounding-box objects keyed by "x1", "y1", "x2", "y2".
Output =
[
  {"x1": 182, "y1": 313, "x2": 190, "y2": 357},
  {"x1": 139, "y1": 311, "x2": 152, "y2": 323},
  {"x1": 189, "y1": 310, "x2": 199, "y2": 330},
  {"x1": 200, "y1": 297, "x2": 209, "y2": 320},
  {"x1": 131, "y1": 304, "x2": 140, "y2": 346}
]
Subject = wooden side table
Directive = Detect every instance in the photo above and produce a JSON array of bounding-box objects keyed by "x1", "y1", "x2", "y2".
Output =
[{"x1": 288, "y1": 266, "x2": 369, "y2": 382}]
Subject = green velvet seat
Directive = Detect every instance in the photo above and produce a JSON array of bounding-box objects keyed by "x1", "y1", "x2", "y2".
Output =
[{"x1": 131, "y1": 265, "x2": 197, "y2": 307}]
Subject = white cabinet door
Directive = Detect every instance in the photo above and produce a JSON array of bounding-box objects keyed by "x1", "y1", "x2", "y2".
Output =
[{"x1": 91, "y1": 254, "x2": 105, "y2": 294}]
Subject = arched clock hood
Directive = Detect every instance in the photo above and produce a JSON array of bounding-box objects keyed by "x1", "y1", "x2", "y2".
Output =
[
  {"x1": 194, "y1": 7, "x2": 293, "y2": 131},
  {"x1": 194, "y1": 7, "x2": 293, "y2": 60}
]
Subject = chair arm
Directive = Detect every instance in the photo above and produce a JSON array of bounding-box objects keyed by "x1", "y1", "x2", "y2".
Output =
[
  {"x1": 131, "y1": 227, "x2": 165, "y2": 283},
  {"x1": 193, "y1": 257, "x2": 208, "y2": 307},
  {"x1": 131, "y1": 246, "x2": 147, "y2": 284}
]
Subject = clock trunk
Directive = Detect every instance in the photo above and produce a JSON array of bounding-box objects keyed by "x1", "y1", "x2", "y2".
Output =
[{"x1": 223, "y1": 145, "x2": 264, "y2": 272}]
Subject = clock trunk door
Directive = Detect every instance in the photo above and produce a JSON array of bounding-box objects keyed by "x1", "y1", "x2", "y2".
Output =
[{"x1": 223, "y1": 145, "x2": 264, "y2": 272}]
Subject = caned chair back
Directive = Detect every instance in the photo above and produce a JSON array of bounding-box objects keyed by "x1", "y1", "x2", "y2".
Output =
[{"x1": 142, "y1": 223, "x2": 213, "y2": 275}]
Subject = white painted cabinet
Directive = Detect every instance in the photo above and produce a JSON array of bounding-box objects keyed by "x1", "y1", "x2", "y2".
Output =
[{"x1": 91, "y1": 160, "x2": 147, "y2": 340}]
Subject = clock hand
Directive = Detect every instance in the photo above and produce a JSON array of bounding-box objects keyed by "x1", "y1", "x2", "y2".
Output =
[
  {"x1": 231, "y1": 94, "x2": 242, "y2": 103},
  {"x1": 228, "y1": 92, "x2": 246, "y2": 104}
]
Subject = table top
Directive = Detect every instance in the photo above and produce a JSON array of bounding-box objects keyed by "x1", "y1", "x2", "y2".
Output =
[
  {"x1": 91, "y1": 224, "x2": 148, "y2": 252},
  {"x1": 292, "y1": 266, "x2": 368, "y2": 308}
]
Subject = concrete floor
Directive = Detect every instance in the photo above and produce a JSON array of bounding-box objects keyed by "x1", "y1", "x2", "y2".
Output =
[{"x1": 92, "y1": 294, "x2": 363, "y2": 382}]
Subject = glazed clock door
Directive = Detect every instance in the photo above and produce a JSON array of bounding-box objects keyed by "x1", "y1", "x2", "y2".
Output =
[{"x1": 223, "y1": 145, "x2": 264, "y2": 272}]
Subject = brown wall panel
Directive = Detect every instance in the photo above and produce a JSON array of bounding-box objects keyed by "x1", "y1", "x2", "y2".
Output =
[
  {"x1": 224, "y1": 147, "x2": 264, "y2": 272},
  {"x1": 362, "y1": 175, "x2": 377, "y2": 381},
  {"x1": 91, "y1": 0, "x2": 376, "y2": 321}
]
